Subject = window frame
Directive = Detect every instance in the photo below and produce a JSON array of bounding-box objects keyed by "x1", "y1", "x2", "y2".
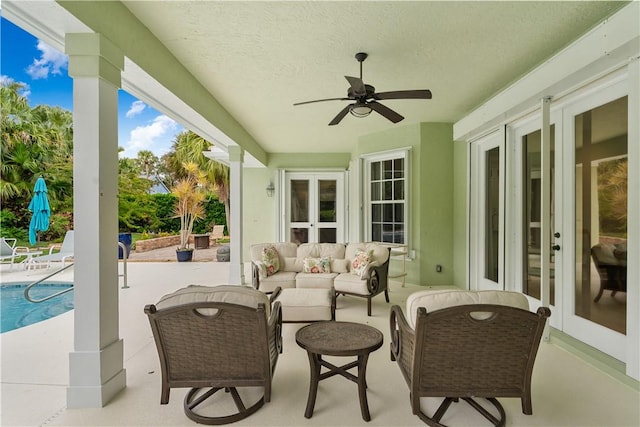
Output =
[{"x1": 362, "y1": 148, "x2": 410, "y2": 246}]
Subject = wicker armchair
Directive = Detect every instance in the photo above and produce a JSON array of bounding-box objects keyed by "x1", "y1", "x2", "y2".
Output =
[
  {"x1": 591, "y1": 243, "x2": 627, "y2": 302},
  {"x1": 389, "y1": 290, "x2": 550, "y2": 427},
  {"x1": 145, "y1": 285, "x2": 283, "y2": 425}
]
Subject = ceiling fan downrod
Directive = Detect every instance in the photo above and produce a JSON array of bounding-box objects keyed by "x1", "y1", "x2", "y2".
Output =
[{"x1": 355, "y1": 52, "x2": 368, "y2": 80}]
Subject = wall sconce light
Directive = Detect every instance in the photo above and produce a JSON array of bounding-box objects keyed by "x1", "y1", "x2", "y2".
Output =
[{"x1": 266, "y1": 182, "x2": 275, "y2": 197}]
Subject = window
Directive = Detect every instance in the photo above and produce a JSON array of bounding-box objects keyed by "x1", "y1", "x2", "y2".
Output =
[{"x1": 363, "y1": 150, "x2": 409, "y2": 244}]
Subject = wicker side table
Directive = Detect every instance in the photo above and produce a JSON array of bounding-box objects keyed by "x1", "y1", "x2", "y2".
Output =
[{"x1": 295, "y1": 321, "x2": 383, "y2": 421}]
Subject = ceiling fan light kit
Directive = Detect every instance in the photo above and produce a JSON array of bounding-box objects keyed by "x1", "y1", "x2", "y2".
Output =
[{"x1": 294, "y1": 52, "x2": 432, "y2": 126}]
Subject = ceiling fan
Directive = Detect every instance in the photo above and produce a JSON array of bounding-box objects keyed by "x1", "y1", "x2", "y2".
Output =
[{"x1": 294, "y1": 52, "x2": 432, "y2": 126}]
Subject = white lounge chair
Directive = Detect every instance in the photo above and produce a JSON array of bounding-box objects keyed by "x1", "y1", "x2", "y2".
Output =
[
  {"x1": 31, "y1": 230, "x2": 74, "y2": 269},
  {"x1": 211, "y1": 224, "x2": 225, "y2": 243},
  {"x1": 0, "y1": 238, "x2": 41, "y2": 271}
]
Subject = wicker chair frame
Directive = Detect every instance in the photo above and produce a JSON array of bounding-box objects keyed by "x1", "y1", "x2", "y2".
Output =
[
  {"x1": 390, "y1": 303, "x2": 551, "y2": 427},
  {"x1": 145, "y1": 294, "x2": 282, "y2": 425}
]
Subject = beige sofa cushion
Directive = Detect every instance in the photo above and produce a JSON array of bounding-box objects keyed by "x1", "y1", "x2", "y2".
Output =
[
  {"x1": 156, "y1": 284, "x2": 271, "y2": 317},
  {"x1": 330, "y1": 258, "x2": 350, "y2": 273},
  {"x1": 345, "y1": 243, "x2": 389, "y2": 265},
  {"x1": 250, "y1": 242, "x2": 298, "y2": 264},
  {"x1": 296, "y1": 272, "x2": 338, "y2": 289},
  {"x1": 297, "y1": 243, "x2": 346, "y2": 260},
  {"x1": 405, "y1": 289, "x2": 530, "y2": 329},
  {"x1": 276, "y1": 288, "x2": 333, "y2": 322},
  {"x1": 258, "y1": 272, "x2": 297, "y2": 293},
  {"x1": 334, "y1": 273, "x2": 369, "y2": 295},
  {"x1": 283, "y1": 257, "x2": 304, "y2": 272}
]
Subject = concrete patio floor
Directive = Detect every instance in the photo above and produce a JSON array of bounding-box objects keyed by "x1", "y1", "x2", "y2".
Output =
[{"x1": 1, "y1": 260, "x2": 638, "y2": 426}]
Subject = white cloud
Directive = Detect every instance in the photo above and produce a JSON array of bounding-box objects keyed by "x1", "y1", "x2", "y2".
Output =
[
  {"x1": 0, "y1": 75, "x2": 14, "y2": 85},
  {"x1": 126, "y1": 100, "x2": 146, "y2": 118},
  {"x1": 121, "y1": 115, "x2": 179, "y2": 158},
  {"x1": 1, "y1": 75, "x2": 31, "y2": 98},
  {"x1": 26, "y1": 40, "x2": 68, "y2": 80}
]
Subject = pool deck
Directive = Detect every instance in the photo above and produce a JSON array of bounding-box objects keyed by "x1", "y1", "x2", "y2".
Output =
[{"x1": 1, "y1": 259, "x2": 639, "y2": 426}]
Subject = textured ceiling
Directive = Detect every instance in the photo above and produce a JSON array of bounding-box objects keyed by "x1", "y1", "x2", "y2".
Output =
[{"x1": 121, "y1": 1, "x2": 625, "y2": 154}]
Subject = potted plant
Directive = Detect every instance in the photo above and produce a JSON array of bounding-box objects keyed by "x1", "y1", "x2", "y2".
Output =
[{"x1": 172, "y1": 162, "x2": 206, "y2": 262}]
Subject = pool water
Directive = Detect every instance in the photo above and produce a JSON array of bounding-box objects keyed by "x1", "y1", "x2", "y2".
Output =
[{"x1": 1, "y1": 283, "x2": 74, "y2": 333}]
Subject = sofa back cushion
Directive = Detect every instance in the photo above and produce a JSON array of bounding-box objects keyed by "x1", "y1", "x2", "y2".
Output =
[
  {"x1": 405, "y1": 289, "x2": 529, "y2": 329},
  {"x1": 250, "y1": 242, "x2": 298, "y2": 263},
  {"x1": 156, "y1": 284, "x2": 271, "y2": 317},
  {"x1": 345, "y1": 243, "x2": 389, "y2": 267},
  {"x1": 283, "y1": 257, "x2": 304, "y2": 272},
  {"x1": 297, "y1": 243, "x2": 346, "y2": 259}
]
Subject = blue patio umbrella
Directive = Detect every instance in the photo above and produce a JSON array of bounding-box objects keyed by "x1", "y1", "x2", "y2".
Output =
[{"x1": 28, "y1": 176, "x2": 51, "y2": 245}]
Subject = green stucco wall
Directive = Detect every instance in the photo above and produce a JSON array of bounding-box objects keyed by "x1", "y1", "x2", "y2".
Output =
[
  {"x1": 243, "y1": 122, "x2": 458, "y2": 286},
  {"x1": 242, "y1": 168, "x2": 277, "y2": 260},
  {"x1": 419, "y1": 123, "x2": 454, "y2": 286},
  {"x1": 356, "y1": 123, "x2": 455, "y2": 287}
]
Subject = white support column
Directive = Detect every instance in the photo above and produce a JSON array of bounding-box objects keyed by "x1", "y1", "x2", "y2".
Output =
[
  {"x1": 228, "y1": 145, "x2": 245, "y2": 284},
  {"x1": 65, "y1": 33, "x2": 126, "y2": 408}
]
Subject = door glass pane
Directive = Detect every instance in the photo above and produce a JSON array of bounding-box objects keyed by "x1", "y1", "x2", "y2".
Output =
[
  {"x1": 574, "y1": 96, "x2": 627, "y2": 334},
  {"x1": 318, "y1": 228, "x2": 336, "y2": 243},
  {"x1": 290, "y1": 228, "x2": 308, "y2": 245},
  {"x1": 291, "y1": 180, "x2": 308, "y2": 222},
  {"x1": 522, "y1": 127, "x2": 556, "y2": 304},
  {"x1": 318, "y1": 180, "x2": 336, "y2": 222},
  {"x1": 485, "y1": 147, "x2": 500, "y2": 282}
]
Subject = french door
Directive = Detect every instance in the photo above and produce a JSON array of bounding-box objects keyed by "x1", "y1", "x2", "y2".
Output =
[
  {"x1": 284, "y1": 172, "x2": 345, "y2": 244},
  {"x1": 510, "y1": 74, "x2": 630, "y2": 362},
  {"x1": 469, "y1": 129, "x2": 505, "y2": 291}
]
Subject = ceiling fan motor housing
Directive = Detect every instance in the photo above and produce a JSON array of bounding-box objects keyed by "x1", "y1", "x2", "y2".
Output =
[{"x1": 348, "y1": 84, "x2": 376, "y2": 99}]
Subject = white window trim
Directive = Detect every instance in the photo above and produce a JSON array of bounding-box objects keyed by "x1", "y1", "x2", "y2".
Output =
[{"x1": 361, "y1": 148, "x2": 411, "y2": 248}]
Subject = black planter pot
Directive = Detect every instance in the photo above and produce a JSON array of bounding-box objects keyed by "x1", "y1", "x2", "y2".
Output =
[{"x1": 176, "y1": 248, "x2": 194, "y2": 262}]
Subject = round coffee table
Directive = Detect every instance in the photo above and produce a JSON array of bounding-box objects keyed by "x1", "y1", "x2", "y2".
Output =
[{"x1": 295, "y1": 321, "x2": 383, "y2": 421}]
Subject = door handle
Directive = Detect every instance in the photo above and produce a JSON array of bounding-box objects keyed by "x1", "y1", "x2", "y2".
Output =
[{"x1": 552, "y1": 245, "x2": 561, "y2": 251}]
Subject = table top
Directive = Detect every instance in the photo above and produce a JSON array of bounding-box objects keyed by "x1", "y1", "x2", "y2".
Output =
[{"x1": 296, "y1": 321, "x2": 383, "y2": 356}]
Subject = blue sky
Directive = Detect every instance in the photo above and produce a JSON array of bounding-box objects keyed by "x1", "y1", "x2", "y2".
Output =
[{"x1": 1, "y1": 17, "x2": 183, "y2": 158}]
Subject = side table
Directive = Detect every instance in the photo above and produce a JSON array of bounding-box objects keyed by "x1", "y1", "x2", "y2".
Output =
[{"x1": 295, "y1": 321, "x2": 383, "y2": 421}]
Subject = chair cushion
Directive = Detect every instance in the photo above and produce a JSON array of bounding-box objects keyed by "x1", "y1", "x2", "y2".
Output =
[
  {"x1": 346, "y1": 243, "x2": 389, "y2": 265},
  {"x1": 250, "y1": 242, "x2": 297, "y2": 263},
  {"x1": 334, "y1": 273, "x2": 369, "y2": 295},
  {"x1": 156, "y1": 285, "x2": 271, "y2": 317},
  {"x1": 405, "y1": 289, "x2": 530, "y2": 329},
  {"x1": 296, "y1": 272, "x2": 338, "y2": 289},
  {"x1": 258, "y1": 272, "x2": 297, "y2": 293},
  {"x1": 276, "y1": 288, "x2": 333, "y2": 322},
  {"x1": 330, "y1": 258, "x2": 350, "y2": 273},
  {"x1": 283, "y1": 257, "x2": 304, "y2": 272}
]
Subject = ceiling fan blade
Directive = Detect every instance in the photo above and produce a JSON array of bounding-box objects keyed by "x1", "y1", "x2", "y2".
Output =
[
  {"x1": 374, "y1": 89, "x2": 432, "y2": 100},
  {"x1": 345, "y1": 76, "x2": 366, "y2": 96},
  {"x1": 368, "y1": 101, "x2": 404, "y2": 123},
  {"x1": 328, "y1": 104, "x2": 353, "y2": 126},
  {"x1": 294, "y1": 97, "x2": 351, "y2": 106}
]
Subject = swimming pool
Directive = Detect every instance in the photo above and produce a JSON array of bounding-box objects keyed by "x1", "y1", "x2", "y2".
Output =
[{"x1": 1, "y1": 282, "x2": 74, "y2": 333}]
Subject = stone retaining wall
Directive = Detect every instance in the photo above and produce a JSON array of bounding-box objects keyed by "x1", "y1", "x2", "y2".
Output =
[{"x1": 134, "y1": 235, "x2": 214, "y2": 252}]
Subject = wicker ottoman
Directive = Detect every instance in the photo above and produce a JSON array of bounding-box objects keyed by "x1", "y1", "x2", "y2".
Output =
[{"x1": 276, "y1": 288, "x2": 336, "y2": 323}]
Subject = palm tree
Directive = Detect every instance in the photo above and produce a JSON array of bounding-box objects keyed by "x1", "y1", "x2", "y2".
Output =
[
  {"x1": 172, "y1": 131, "x2": 230, "y2": 234},
  {"x1": 1, "y1": 81, "x2": 74, "y2": 222}
]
